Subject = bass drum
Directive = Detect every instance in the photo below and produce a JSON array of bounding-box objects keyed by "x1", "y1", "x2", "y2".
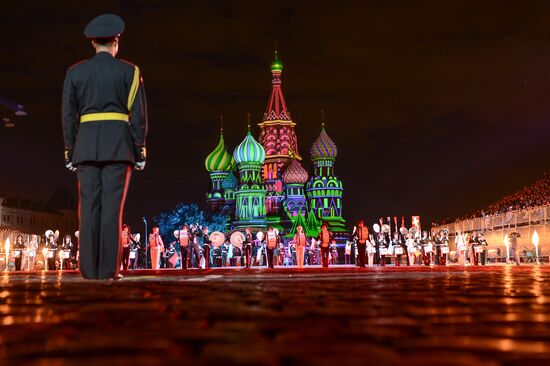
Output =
[
  {"x1": 209, "y1": 231, "x2": 225, "y2": 248},
  {"x1": 230, "y1": 231, "x2": 245, "y2": 249}
]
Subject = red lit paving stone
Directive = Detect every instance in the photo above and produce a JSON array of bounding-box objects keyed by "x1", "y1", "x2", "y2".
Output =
[{"x1": 0, "y1": 266, "x2": 549, "y2": 365}]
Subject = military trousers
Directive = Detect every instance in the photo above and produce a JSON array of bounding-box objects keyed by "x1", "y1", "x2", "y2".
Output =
[{"x1": 77, "y1": 162, "x2": 131, "y2": 279}]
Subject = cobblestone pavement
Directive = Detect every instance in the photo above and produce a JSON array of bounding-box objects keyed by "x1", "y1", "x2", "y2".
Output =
[{"x1": 1, "y1": 265, "x2": 550, "y2": 366}]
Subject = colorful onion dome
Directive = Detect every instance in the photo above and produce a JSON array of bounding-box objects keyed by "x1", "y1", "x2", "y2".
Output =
[
  {"x1": 205, "y1": 131, "x2": 232, "y2": 172},
  {"x1": 222, "y1": 170, "x2": 239, "y2": 191},
  {"x1": 311, "y1": 124, "x2": 337, "y2": 160},
  {"x1": 233, "y1": 129, "x2": 266, "y2": 164},
  {"x1": 270, "y1": 50, "x2": 283, "y2": 72},
  {"x1": 282, "y1": 158, "x2": 308, "y2": 184}
]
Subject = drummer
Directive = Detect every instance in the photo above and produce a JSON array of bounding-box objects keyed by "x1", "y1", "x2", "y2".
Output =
[
  {"x1": 11, "y1": 235, "x2": 24, "y2": 271},
  {"x1": 61, "y1": 234, "x2": 75, "y2": 270},
  {"x1": 265, "y1": 227, "x2": 278, "y2": 269},
  {"x1": 366, "y1": 234, "x2": 376, "y2": 267},
  {"x1": 243, "y1": 227, "x2": 253, "y2": 268},
  {"x1": 470, "y1": 232, "x2": 481, "y2": 266},
  {"x1": 406, "y1": 233, "x2": 416, "y2": 266},
  {"x1": 26, "y1": 235, "x2": 39, "y2": 271},
  {"x1": 392, "y1": 232, "x2": 404, "y2": 266},
  {"x1": 178, "y1": 225, "x2": 190, "y2": 269}
]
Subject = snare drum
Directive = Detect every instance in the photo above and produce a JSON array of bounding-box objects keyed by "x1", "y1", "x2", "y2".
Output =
[
  {"x1": 28, "y1": 251, "x2": 36, "y2": 258},
  {"x1": 474, "y1": 245, "x2": 484, "y2": 254},
  {"x1": 379, "y1": 248, "x2": 388, "y2": 256},
  {"x1": 423, "y1": 244, "x2": 433, "y2": 253},
  {"x1": 47, "y1": 250, "x2": 55, "y2": 259},
  {"x1": 129, "y1": 251, "x2": 137, "y2": 259},
  {"x1": 63, "y1": 250, "x2": 71, "y2": 259},
  {"x1": 394, "y1": 247, "x2": 403, "y2": 255},
  {"x1": 13, "y1": 250, "x2": 22, "y2": 258},
  {"x1": 441, "y1": 246, "x2": 449, "y2": 254}
]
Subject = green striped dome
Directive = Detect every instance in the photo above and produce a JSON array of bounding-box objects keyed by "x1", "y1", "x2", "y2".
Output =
[
  {"x1": 205, "y1": 131, "x2": 232, "y2": 173},
  {"x1": 233, "y1": 130, "x2": 266, "y2": 164}
]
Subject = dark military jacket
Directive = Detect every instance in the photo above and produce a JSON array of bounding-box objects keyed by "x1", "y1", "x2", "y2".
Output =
[{"x1": 62, "y1": 51, "x2": 147, "y2": 164}]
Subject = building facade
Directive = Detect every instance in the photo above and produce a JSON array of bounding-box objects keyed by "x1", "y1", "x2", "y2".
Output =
[{"x1": 205, "y1": 52, "x2": 347, "y2": 235}]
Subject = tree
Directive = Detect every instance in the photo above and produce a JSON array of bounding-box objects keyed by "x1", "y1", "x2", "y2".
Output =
[{"x1": 153, "y1": 203, "x2": 227, "y2": 242}]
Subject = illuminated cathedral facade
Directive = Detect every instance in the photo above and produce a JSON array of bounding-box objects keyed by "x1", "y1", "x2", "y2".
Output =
[{"x1": 205, "y1": 52, "x2": 347, "y2": 236}]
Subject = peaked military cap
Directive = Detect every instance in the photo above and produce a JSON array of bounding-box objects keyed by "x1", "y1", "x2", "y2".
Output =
[{"x1": 84, "y1": 14, "x2": 125, "y2": 38}]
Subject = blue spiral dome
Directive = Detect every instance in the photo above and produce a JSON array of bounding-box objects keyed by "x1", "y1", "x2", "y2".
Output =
[{"x1": 233, "y1": 130, "x2": 266, "y2": 164}]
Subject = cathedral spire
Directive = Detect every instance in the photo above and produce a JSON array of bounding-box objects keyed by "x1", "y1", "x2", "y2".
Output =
[{"x1": 264, "y1": 50, "x2": 290, "y2": 121}]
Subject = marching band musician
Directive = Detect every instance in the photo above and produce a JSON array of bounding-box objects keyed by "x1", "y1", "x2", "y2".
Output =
[
  {"x1": 420, "y1": 231, "x2": 432, "y2": 266},
  {"x1": 353, "y1": 220, "x2": 369, "y2": 268},
  {"x1": 330, "y1": 240, "x2": 338, "y2": 265},
  {"x1": 478, "y1": 233, "x2": 488, "y2": 265},
  {"x1": 439, "y1": 232, "x2": 450, "y2": 266},
  {"x1": 470, "y1": 232, "x2": 481, "y2": 266},
  {"x1": 366, "y1": 234, "x2": 376, "y2": 267},
  {"x1": 26, "y1": 235, "x2": 39, "y2": 271},
  {"x1": 178, "y1": 225, "x2": 191, "y2": 269},
  {"x1": 13, "y1": 235, "x2": 25, "y2": 271},
  {"x1": 129, "y1": 238, "x2": 140, "y2": 270},
  {"x1": 61, "y1": 234, "x2": 75, "y2": 270},
  {"x1": 45, "y1": 231, "x2": 59, "y2": 270},
  {"x1": 243, "y1": 227, "x2": 253, "y2": 269},
  {"x1": 163, "y1": 241, "x2": 178, "y2": 268},
  {"x1": 309, "y1": 237, "x2": 318, "y2": 265},
  {"x1": 202, "y1": 226, "x2": 211, "y2": 269},
  {"x1": 509, "y1": 232, "x2": 521, "y2": 266},
  {"x1": 455, "y1": 231, "x2": 467, "y2": 265},
  {"x1": 277, "y1": 241, "x2": 286, "y2": 266},
  {"x1": 189, "y1": 225, "x2": 201, "y2": 269},
  {"x1": 265, "y1": 227, "x2": 278, "y2": 269},
  {"x1": 406, "y1": 233, "x2": 416, "y2": 266},
  {"x1": 294, "y1": 225, "x2": 307, "y2": 268},
  {"x1": 377, "y1": 232, "x2": 388, "y2": 267},
  {"x1": 121, "y1": 225, "x2": 138, "y2": 271},
  {"x1": 392, "y1": 232, "x2": 404, "y2": 266},
  {"x1": 345, "y1": 241, "x2": 352, "y2": 265},
  {"x1": 149, "y1": 226, "x2": 164, "y2": 270},
  {"x1": 318, "y1": 223, "x2": 334, "y2": 268}
]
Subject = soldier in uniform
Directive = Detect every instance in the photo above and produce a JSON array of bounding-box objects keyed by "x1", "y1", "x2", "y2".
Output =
[
  {"x1": 243, "y1": 227, "x2": 253, "y2": 269},
  {"x1": 353, "y1": 220, "x2": 369, "y2": 268},
  {"x1": 509, "y1": 232, "x2": 521, "y2": 266},
  {"x1": 61, "y1": 234, "x2": 75, "y2": 270},
  {"x1": 318, "y1": 223, "x2": 334, "y2": 268},
  {"x1": 62, "y1": 14, "x2": 148, "y2": 279},
  {"x1": 120, "y1": 224, "x2": 137, "y2": 271},
  {"x1": 178, "y1": 225, "x2": 191, "y2": 269},
  {"x1": 293, "y1": 225, "x2": 307, "y2": 268},
  {"x1": 202, "y1": 226, "x2": 211, "y2": 269},
  {"x1": 377, "y1": 232, "x2": 388, "y2": 267},
  {"x1": 189, "y1": 225, "x2": 201, "y2": 268},
  {"x1": 266, "y1": 227, "x2": 278, "y2": 269},
  {"x1": 45, "y1": 232, "x2": 59, "y2": 270},
  {"x1": 469, "y1": 232, "x2": 480, "y2": 266},
  {"x1": 13, "y1": 235, "x2": 25, "y2": 271},
  {"x1": 478, "y1": 233, "x2": 488, "y2": 265},
  {"x1": 149, "y1": 227, "x2": 164, "y2": 270}
]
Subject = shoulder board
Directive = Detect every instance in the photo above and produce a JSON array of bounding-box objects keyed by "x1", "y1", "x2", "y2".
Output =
[{"x1": 67, "y1": 59, "x2": 89, "y2": 70}]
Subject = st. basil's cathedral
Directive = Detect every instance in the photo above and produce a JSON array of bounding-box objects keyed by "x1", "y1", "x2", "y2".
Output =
[{"x1": 204, "y1": 52, "x2": 347, "y2": 237}]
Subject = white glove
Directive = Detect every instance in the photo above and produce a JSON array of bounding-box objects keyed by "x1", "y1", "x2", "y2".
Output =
[
  {"x1": 134, "y1": 161, "x2": 146, "y2": 171},
  {"x1": 65, "y1": 162, "x2": 77, "y2": 173}
]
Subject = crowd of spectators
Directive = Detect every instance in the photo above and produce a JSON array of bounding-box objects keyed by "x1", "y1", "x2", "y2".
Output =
[{"x1": 436, "y1": 173, "x2": 550, "y2": 225}]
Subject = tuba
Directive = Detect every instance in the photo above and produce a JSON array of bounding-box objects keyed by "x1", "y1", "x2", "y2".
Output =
[
  {"x1": 373, "y1": 224, "x2": 381, "y2": 233},
  {"x1": 409, "y1": 227, "x2": 418, "y2": 237},
  {"x1": 399, "y1": 227, "x2": 409, "y2": 235},
  {"x1": 382, "y1": 224, "x2": 391, "y2": 233}
]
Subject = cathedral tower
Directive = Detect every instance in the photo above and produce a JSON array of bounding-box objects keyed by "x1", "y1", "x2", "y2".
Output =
[{"x1": 257, "y1": 51, "x2": 301, "y2": 227}]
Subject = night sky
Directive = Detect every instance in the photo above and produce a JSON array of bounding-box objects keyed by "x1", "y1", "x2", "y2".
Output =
[{"x1": 1, "y1": 0, "x2": 549, "y2": 231}]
